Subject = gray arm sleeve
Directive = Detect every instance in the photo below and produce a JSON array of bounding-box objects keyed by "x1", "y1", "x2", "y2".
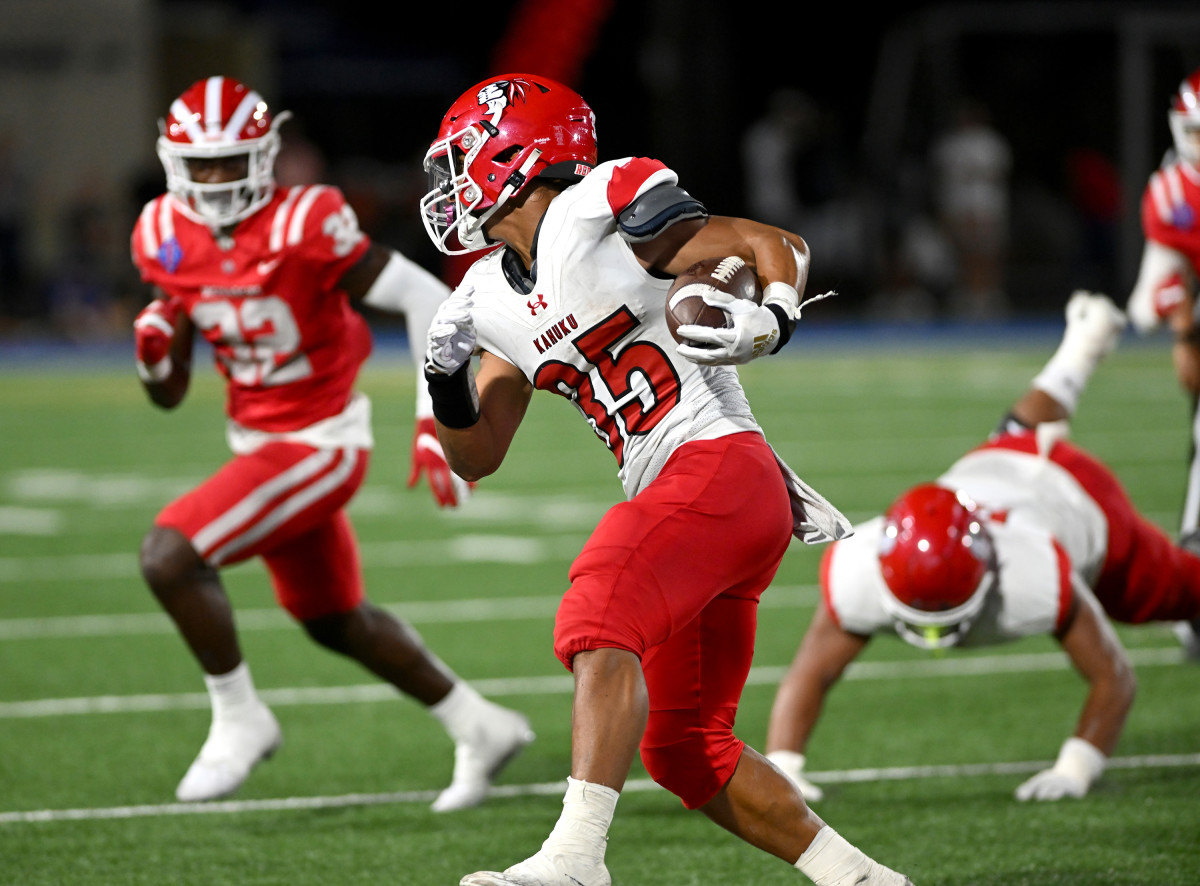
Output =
[{"x1": 616, "y1": 184, "x2": 708, "y2": 242}]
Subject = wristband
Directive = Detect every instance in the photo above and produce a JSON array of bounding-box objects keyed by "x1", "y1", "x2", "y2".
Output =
[
  {"x1": 762, "y1": 282, "x2": 800, "y2": 355},
  {"x1": 425, "y1": 362, "x2": 480, "y2": 429},
  {"x1": 765, "y1": 303, "x2": 794, "y2": 354}
]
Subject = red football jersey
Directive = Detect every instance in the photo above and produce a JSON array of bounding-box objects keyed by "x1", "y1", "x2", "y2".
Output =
[
  {"x1": 1140, "y1": 159, "x2": 1200, "y2": 274},
  {"x1": 131, "y1": 186, "x2": 372, "y2": 432}
]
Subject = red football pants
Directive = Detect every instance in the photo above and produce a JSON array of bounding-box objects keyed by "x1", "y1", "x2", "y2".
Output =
[
  {"x1": 555, "y1": 432, "x2": 794, "y2": 808},
  {"x1": 984, "y1": 435, "x2": 1200, "y2": 623},
  {"x1": 155, "y1": 441, "x2": 369, "y2": 620}
]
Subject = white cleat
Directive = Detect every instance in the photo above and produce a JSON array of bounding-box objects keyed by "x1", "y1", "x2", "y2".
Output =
[
  {"x1": 175, "y1": 704, "x2": 282, "y2": 802},
  {"x1": 432, "y1": 704, "x2": 535, "y2": 812},
  {"x1": 1063, "y1": 290, "x2": 1127, "y2": 361},
  {"x1": 1173, "y1": 619, "x2": 1200, "y2": 661},
  {"x1": 459, "y1": 848, "x2": 611, "y2": 886}
]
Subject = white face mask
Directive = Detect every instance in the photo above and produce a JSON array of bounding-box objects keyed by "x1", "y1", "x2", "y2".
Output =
[{"x1": 157, "y1": 111, "x2": 289, "y2": 230}]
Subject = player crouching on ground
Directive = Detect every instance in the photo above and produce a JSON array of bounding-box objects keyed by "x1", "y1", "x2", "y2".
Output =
[{"x1": 765, "y1": 291, "x2": 1200, "y2": 803}]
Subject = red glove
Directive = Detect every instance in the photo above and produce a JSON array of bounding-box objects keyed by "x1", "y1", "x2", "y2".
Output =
[
  {"x1": 408, "y1": 417, "x2": 474, "y2": 507},
  {"x1": 134, "y1": 297, "x2": 182, "y2": 382},
  {"x1": 1155, "y1": 272, "x2": 1191, "y2": 323}
]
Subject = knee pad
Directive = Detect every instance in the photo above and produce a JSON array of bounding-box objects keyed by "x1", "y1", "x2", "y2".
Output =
[{"x1": 640, "y1": 711, "x2": 745, "y2": 809}]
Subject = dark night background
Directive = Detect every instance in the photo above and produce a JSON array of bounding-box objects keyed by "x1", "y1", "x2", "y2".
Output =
[
  {"x1": 152, "y1": 0, "x2": 1200, "y2": 315},
  {"x1": 5, "y1": 0, "x2": 1200, "y2": 339}
]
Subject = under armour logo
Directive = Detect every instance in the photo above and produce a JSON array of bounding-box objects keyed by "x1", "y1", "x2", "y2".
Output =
[{"x1": 528, "y1": 294, "x2": 548, "y2": 316}]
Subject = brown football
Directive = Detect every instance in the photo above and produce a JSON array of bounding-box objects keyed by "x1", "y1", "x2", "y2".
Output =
[{"x1": 665, "y1": 256, "x2": 763, "y2": 345}]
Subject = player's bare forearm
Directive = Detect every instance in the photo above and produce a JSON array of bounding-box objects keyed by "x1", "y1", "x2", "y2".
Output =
[
  {"x1": 1166, "y1": 289, "x2": 1200, "y2": 394},
  {"x1": 766, "y1": 605, "x2": 867, "y2": 753},
  {"x1": 1057, "y1": 589, "x2": 1136, "y2": 756},
  {"x1": 434, "y1": 419, "x2": 509, "y2": 482},
  {"x1": 435, "y1": 354, "x2": 532, "y2": 481},
  {"x1": 1008, "y1": 389, "x2": 1069, "y2": 427},
  {"x1": 635, "y1": 215, "x2": 810, "y2": 295}
]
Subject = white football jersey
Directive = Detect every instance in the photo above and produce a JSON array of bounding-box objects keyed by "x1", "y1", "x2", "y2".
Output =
[
  {"x1": 824, "y1": 436, "x2": 1114, "y2": 645},
  {"x1": 937, "y1": 441, "x2": 1108, "y2": 585},
  {"x1": 465, "y1": 157, "x2": 762, "y2": 497},
  {"x1": 825, "y1": 515, "x2": 1071, "y2": 646}
]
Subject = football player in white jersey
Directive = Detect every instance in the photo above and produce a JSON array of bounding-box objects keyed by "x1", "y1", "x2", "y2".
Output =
[
  {"x1": 131, "y1": 76, "x2": 533, "y2": 810},
  {"x1": 764, "y1": 291, "x2": 1200, "y2": 804},
  {"x1": 418, "y1": 74, "x2": 913, "y2": 886}
]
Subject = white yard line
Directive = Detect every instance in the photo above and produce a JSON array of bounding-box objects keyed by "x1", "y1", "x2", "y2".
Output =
[
  {"x1": 3, "y1": 753, "x2": 1197, "y2": 825},
  {"x1": 0, "y1": 585, "x2": 819, "y2": 639},
  {"x1": 0, "y1": 533, "x2": 591, "y2": 583},
  {"x1": 0, "y1": 646, "x2": 1185, "y2": 719}
]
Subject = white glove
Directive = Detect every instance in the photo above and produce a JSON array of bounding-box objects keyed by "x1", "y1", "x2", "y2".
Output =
[
  {"x1": 676, "y1": 290, "x2": 780, "y2": 365},
  {"x1": 425, "y1": 287, "x2": 477, "y2": 376},
  {"x1": 1014, "y1": 737, "x2": 1105, "y2": 802},
  {"x1": 765, "y1": 750, "x2": 824, "y2": 802}
]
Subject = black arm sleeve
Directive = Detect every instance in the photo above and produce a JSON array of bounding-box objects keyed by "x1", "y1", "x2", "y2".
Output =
[{"x1": 425, "y1": 362, "x2": 481, "y2": 429}]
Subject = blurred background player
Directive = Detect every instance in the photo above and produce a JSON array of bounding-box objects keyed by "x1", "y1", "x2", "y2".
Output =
[
  {"x1": 130, "y1": 76, "x2": 532, "y2": 810},
  {"x1": 1124, "y1": 65, "x2": 1200, "y2": 655},
  {"x1": 764, "y1": 291, "x2": 1200, "y2": 803},
  {"x1": 419, "y1": 73, "x2": 912, "y2": 886}
]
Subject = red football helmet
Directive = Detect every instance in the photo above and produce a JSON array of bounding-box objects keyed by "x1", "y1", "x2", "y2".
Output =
[
  {"x1": 156, "y1": 76, "x2": 291, "y2": 229},
  {"x1": 1169, "y1": 67, "x2": 1200, "y2": 167},
  {"x1": 420, "y1": 73, "x2": 598, "y2": 254},
  {"x1": 877, "y1": 483, "x2": 995, "y2": 650}
]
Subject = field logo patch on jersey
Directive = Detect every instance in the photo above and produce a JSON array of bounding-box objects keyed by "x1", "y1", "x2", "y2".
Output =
[
  {"x1": 528, "y1": 294, "x2": 548, "y2": 316},
  {"x1": 157, "y1": 237, "x2": 183, "y2": 273},
  {"x1": 1173, "y1": 202, "x2": 1196, "y2": 230}
]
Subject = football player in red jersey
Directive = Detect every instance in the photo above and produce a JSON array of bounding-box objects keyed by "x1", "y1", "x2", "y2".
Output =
[
  {"x1": 764, "y1": 291, "x2": 1200, "y2": 804},
  {"x1": 130, "y1": 76, "x2": 532, "y2": 810},
  {"x1": 1126, "y1": 67, "x2": 1200, "y2": 656},
  {"x1": 418, "y1": 74, "x2": 912, "y2": 886}
]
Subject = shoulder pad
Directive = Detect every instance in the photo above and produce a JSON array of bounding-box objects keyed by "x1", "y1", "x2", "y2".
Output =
[{"x1": 617, "y1": 183, "x2": 708, "y2": 243}]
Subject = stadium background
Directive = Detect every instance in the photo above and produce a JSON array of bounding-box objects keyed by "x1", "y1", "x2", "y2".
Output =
[
  {"x1": 2, "y1": 4, "x2": 1200, "y2": 884},
  {"x1": 4, "y1": 0, "x2": 1200, "y2": 345}
]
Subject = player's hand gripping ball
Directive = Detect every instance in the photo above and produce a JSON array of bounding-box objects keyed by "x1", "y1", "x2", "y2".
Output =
[{"x1": 665, "y1": 256, "x2": 763, "y2": 346}]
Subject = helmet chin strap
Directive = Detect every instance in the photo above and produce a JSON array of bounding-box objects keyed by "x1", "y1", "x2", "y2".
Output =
[{"x1": 459, "y1": 149, "x2": 543, "y2": 248}]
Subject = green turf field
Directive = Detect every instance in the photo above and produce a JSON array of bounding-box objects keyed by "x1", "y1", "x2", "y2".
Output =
[{"x1": 1, "y1": 331, "x2": 1197, "y2": 885}]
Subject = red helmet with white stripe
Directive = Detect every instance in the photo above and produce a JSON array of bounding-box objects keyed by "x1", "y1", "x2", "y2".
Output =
[
  {"x1": 877, "y1": 483, "x2": 995, "y2": 650},
  {"x1": 420, "y1": 73, "x2": 597, "y2": 254},
  {"x1": 156, "y1": 76, "x2": 291, "y2": 228},
  {"x1": 1169, "y1": 67, "x2": 1200, "y2": 167}
]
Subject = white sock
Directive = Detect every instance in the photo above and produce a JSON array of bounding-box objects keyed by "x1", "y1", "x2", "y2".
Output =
[
  {"x1": 428, "y1": 680, "x2": 486, "y2": 741},
  {"x1": 794, "y1": 826, "x2": 873, "y2": 886},
  {"x1": 542, "y1": 777, "x2": 618, "y2": 859},
  {"x1": 1032, "y1": 354, "x2": 1091, "y2": 416},
  {"x1": 204, "y1": 661, "x2": 260, "y2": 721},
  {"x1": 1032, "y1": 313, "x2": 1112, "y2": 416}
]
